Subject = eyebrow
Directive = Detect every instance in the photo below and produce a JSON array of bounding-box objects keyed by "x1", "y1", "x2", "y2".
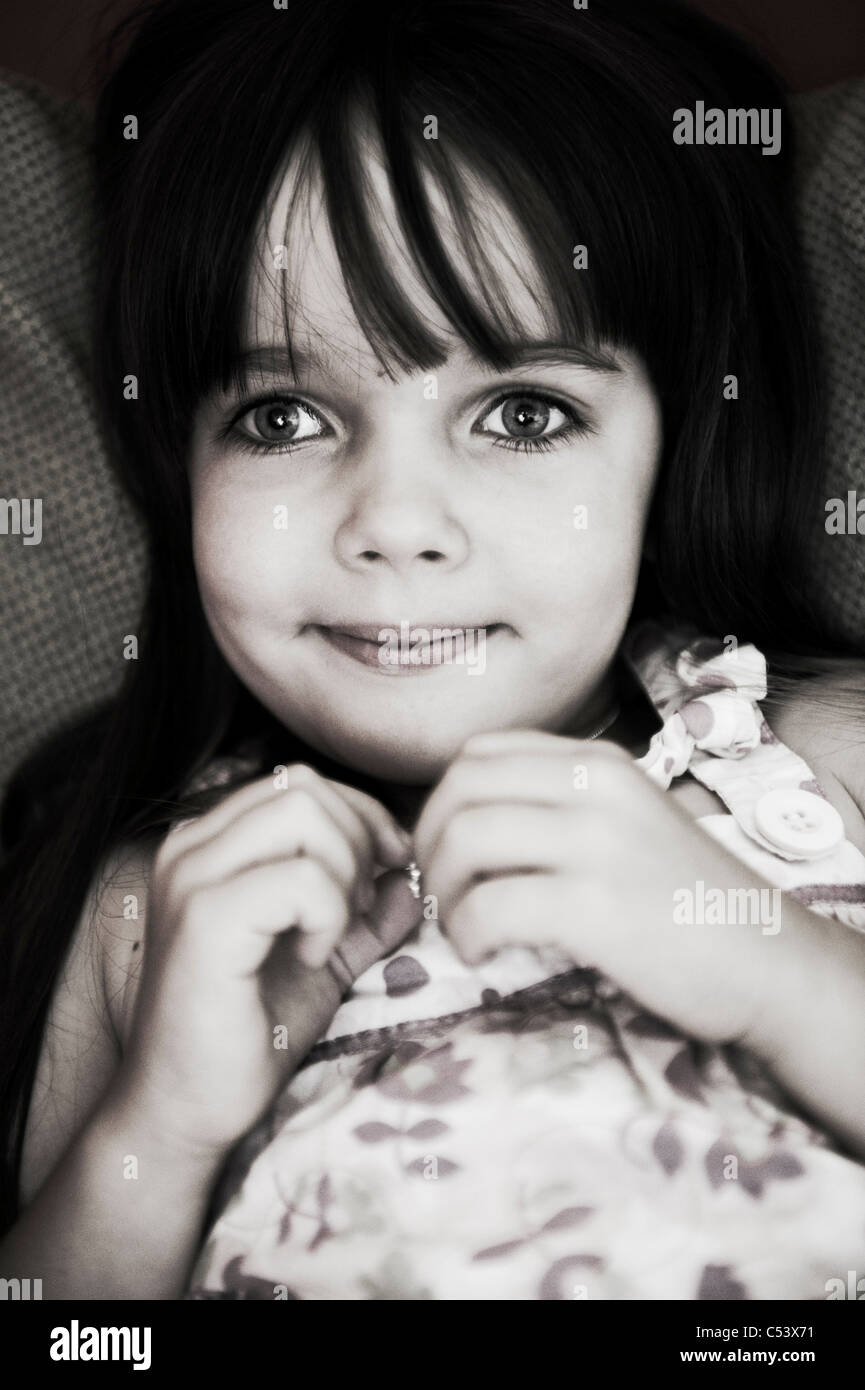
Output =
[{"x1": 226, "y1": 338, "x2": 623, "y2": 384}]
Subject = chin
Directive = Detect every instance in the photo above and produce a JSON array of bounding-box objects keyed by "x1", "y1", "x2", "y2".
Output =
[
  {"x1": 313, "y1": 722, "x2": 468, "y2": 784},
  {"x1": 287, "y1": 702, "x2": 528, "y2": 784}
]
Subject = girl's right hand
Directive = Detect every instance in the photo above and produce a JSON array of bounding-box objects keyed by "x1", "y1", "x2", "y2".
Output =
[{"x1": 106, "y1": 765, "x2": 420, "y2": 1160}]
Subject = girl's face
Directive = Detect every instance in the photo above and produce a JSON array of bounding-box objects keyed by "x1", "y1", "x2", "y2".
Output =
[{"x1": 189, "y1": 139, "x2": 663, "y2": 784}]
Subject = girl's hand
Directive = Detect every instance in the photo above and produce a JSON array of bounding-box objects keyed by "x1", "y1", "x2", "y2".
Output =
[
  {"x1": 110, "y1": 766, "x2": 420, "y2": 1159},
  {"x1": 413, "y1": 729, "x2": 804, "y2": 1047}
]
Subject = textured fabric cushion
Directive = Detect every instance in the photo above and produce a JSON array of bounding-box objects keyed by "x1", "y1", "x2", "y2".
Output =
[
  {"x1": 0, "y1": 70, "x2": 146, "y2": 803},
  {"x1": 791, "y1": 80, "x2": 865, "y2": 647},
  {"x1": 0, "y1": 70, "x2": 862, "y2": 806}
]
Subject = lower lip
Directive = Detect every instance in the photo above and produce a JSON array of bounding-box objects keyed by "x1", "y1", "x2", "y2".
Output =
[{"x1": 315, "y1": 625, "x2": 503, "y2": 674}]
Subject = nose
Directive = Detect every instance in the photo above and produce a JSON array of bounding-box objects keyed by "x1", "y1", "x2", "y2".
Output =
[{"x1": 334, "y1": 448, "x2": 470, "y2": 576}]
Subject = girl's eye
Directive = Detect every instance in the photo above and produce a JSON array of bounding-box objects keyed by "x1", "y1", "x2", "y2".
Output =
[
  {"x1": 224, "y1": 396, "x2": 327, "y2": 452},
  {"x1": 477, "y1": 392, "x2": 591, "y2": 453},
  {"x1": 219, "y1": 389, "x2": 590, "y2": 457}
]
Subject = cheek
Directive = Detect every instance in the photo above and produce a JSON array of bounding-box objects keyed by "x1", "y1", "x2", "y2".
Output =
[
  {"x1": 507, "y1": 457, "x2": 653, "y2": 611},
  {"x1": 190, "y1": 485, "x2": 308, "y2": 624},
  {"x1": 499, "y1": 410, "x2": 660, "y2": 658},
  {"x1": 575, "y1": 409, "x2": 660, "y2": 575}
]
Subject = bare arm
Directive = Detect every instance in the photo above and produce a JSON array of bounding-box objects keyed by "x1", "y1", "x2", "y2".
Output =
[
  {"x1": 0, "y1": 842, "x2": 227, "y2": 1299},
  {"x1": 742, "y1": 897, "x2": 865, "y2": 1159},
  {"x1": 1, "y1": 771, "x2": 418, "y2": 1299},
  {"x1": 743, "y1": 672, "x2": 865, "y2": 1157},
  {"x1": 0, "y1": 1083, "x2": 228, "y2": 1299}
]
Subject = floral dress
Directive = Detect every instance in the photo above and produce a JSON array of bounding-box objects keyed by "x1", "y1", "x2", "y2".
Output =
[{"x1": 183, "y1": 621, "x2": 865, "y2": 1300}]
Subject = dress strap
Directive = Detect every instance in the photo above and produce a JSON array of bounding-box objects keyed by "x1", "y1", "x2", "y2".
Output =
[{"x1": 622, "y1": 621, "x2": 846, "y2": 864}]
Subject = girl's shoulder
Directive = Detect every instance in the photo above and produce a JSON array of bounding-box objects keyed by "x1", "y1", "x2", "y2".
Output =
[
  {"x1": 769, "y1": 665, "x2": 865, "y2": 778},
  {"x1": 766, "y1": 665, "x2": 865, "y2": 853},
  {"x1": 96, "y1": 837, "x2": 160, "y2": 1046},
  {"x1": 20, "y1": 748, "x2": 263, "y2": 1207},
  {"x1": 657, "y1": 648, "x2": 865, "y2": 854},
  {"x1": 96, "y1": 752, "x2": 270, "y2": 1037}
]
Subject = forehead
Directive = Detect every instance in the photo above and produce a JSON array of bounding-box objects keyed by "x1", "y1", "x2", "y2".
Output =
[{"x1": 242, "y1": 127, "x2": 556, "y2": 373}]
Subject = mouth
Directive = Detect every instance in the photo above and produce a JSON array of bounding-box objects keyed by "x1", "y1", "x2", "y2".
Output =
[{"x1": 312, "y1": 622, "x2": 505, "y2": 674}]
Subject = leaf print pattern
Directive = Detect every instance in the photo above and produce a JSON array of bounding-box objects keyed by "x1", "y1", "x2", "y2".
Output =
[
  {"x1": 697, "y1": 1264, "x2": 747, "y2": 1300},
  {"x1": 358, "y1": 1251, "x2": 434, "y2": 1301},
  {"x1": 222, "y1": 1256, "x2": 300, "y2": 1300},
  {"x1": 182, "y1": 622, "x2": 865, "y2": 1301},
  {"x1": 539, "y1": 1254, "x2": 604, "y2": 1301},
  {"x1": 704, "y1": 1139, "x2": 805, "y2": 1198},
  {"x1": 664, "y1": 1048, "x2": 707, "y2": 1104},
  {"x1": 473, "y1": 1208, "x2": 594, "y2": 1261},
  {"x1": 383, "y1": 955, "x2": 431, "y2": 997},
  {"x1": 373, "y1": 1041, "x2": 473, "y2": 1104},
  {"x1": 653, "y1": 1121, "x2": 685, "y2": 1176}
]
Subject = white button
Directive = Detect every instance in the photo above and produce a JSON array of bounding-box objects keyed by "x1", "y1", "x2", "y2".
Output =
[{"x1": 754, "y1": 788, "x2": 845, "y2": 859}]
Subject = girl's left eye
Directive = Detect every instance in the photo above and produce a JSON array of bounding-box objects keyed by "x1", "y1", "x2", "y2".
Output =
[
  {"x1": 476, "y1": 393, "x2": 591, "y2": 453},
  {"x1": 218, "y1": 389, "x2": 591, "y2": 457},
  {"x1": 224, "y1": 396, "x2": 327, "y2": 452}
]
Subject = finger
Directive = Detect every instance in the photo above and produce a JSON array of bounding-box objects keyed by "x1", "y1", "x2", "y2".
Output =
[
  {"x1": 182, "y1": 855, "x2": 351, "y2": 977},
  {"x1": 445, "y1": 872, "x2": 574, "y2": 965},
  {"x1": 455, "y1": 728, "x2": 630, "y2": 758},
  {"x1": 322, "y1": 780, "x2": 413, "y2": 867},
  {"x1": 163, "y1": 764, "x2": 409, "y2": 871},
  {"x1": 162, "y1": 770, "x2": 298, "y2": 854},
  {"x1": 170, "y1": 781, "x2": 381, "y2": 911},
  {"x1": 328, "y1": 868, "x2": 425, "y2": 989},
  {"x1": 414, "y1": 745, "x2": 618, "y2": 871},
  {"x1": 456, "y1": 728, "x2": 580, "y2": 757},
  {"x1": 277, "y1": 774, "x2": 409, "y2": 876},
  {"x1": 423, "y1": 801, "x2": 587, "y2": 922}
]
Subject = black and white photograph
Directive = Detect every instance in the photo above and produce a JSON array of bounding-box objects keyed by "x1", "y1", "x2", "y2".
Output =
[{"x1": 0, "y1": 0, "x2": 864, "y2": 1348}]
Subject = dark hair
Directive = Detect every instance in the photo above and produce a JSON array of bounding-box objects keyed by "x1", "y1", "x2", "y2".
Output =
[{"x1": 0, "y1": 0, "x2": 859, "y2": 1231}]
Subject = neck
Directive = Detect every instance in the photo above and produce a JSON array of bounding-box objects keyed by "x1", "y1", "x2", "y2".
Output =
[
  {"x1": 558, "y1": 667, "x2": 622, "y2": 742},
  {"x1": 375, "y1": 669, "x2": 660, "y2": 835},
  {"x1": 384, "y1": 781, "x2": 433, "y2": 835},
  {"x1": 312, "y1": 661, "x2": 661, "y2": 837}
]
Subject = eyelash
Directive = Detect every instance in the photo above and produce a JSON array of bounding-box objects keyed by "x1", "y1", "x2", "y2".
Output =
[
  {"x1": 481, "y1": 391, "x2": 593, "y2": 453},
  {"x1": 218, "y1": 389, "x2": 593, "y2": 457}
]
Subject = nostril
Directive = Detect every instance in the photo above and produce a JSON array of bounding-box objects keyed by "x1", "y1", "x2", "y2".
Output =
[{"x1": 419, "y1": 550, "x2": 445, "y2": 561}]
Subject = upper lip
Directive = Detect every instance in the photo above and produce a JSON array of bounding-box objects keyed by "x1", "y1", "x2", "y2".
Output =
[{"x1": 317, "y1": 622, "x2": 500, "y2": 642}]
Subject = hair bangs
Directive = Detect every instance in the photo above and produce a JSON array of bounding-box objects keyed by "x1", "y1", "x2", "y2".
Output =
[{"x1": 257, "y1": 77, "x2": 611, "y2": 388}]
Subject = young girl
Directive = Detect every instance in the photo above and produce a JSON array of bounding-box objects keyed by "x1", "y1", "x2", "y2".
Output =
[{"x1": 1, "y1": 0, "x2": 864, "y2": 1300}]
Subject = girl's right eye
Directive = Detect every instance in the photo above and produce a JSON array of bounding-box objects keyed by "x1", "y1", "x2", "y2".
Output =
[{"x1": 222, "y1": 396, "x2": 328, "y2": 453}]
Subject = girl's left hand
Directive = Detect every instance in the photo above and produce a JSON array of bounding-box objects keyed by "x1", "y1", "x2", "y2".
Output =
[{"x1": 413, "y1": 728, "x2": 805, "y2": 1047}]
